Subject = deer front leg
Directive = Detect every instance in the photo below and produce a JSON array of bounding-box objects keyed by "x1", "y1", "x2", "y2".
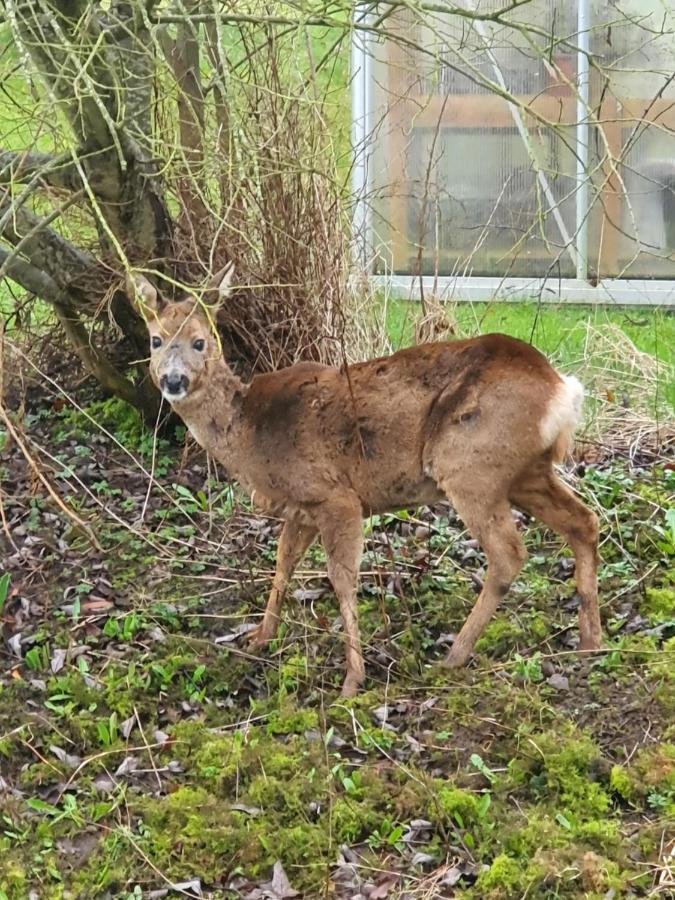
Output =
[
  {"x1": 317, "y1": 496, "x2": 365, "y2": 697},
  {"x1": 247, "y1": 517, "x2": 317, "y2": 650}
]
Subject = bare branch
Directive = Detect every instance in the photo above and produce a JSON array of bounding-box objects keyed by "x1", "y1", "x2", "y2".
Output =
[
  {"x1": 53, "y1": 300, "x2": 160, "y2": 419},
  {"x1": 0, "y1": 202, "x2": 95, "y2": 288},
  {"x1": 158, "y1": 2, "x2": 209, "y2": 227},
  {"x1": 0, "y1": 243, "x2": 65, "y2": 304},
  {"x1": 0, "y1": 149, "x2": 80, "y2": 190}
]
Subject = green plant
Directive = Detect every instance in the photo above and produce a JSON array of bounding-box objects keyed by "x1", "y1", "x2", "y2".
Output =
[
  {"x1": 0, "y1": 572, "x2": 10, "y2": 614},
  {"x1": 512, "y1": 652, "x2": 544, "y2": 683},
  {"x1": 24, "y1": 644, "x2": 50, "y2": 672},
  {"x1": 97, "y1": 712, "x2": 119, "y2": 747},
  {"x1": 366, "y1": 817, "x2": 405, "y2": 853}
]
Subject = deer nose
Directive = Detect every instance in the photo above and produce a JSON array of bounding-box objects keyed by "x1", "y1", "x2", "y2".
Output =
[{"x1": 160, "y1": 373, "x2": 189, "y2": 396}]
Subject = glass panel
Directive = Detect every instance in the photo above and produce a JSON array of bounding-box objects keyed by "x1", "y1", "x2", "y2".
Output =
[
  {"x1": 588, "y1": 0, "x2": 675, "y2": 277},
  {"x1": 367, "y1": 0, "x2": 675, "y2": 280}
]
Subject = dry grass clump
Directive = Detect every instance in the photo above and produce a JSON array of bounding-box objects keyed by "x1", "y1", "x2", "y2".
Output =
[
  {"x1": 162, "y1": 22, "x2": 354, "y2": 375},
  {"x1": 571, "y1": 324, "x2": 674, "y2": 464}
]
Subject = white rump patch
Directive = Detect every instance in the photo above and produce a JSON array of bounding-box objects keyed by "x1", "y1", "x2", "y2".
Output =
[{"x1": 540, "y1": 374, "x2": 585, "y2": 451}]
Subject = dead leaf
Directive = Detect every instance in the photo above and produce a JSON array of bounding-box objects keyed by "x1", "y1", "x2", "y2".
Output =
[
  {"x1": 50, "y1": 648, "x2": 67, "y2": 673},
  {"x1": 114, "y1": 756, "x2": 139, "y2": 777},
  {"x1": 81, "y1": 599, "x2": 113, "y2": 613},
  {"x1": 120, "y1": 716, "x2": 135, "y2": 739},
  {"x1": 231, "y1": 803, "x2": 262, "y2": 816},
  {"x1": 268, "y1": 860, "x2": 299, "y2": 898},
  {"x1": 369, "y1": 875, "x2": 399, "y2": 898},
  {"x1": 411, "y1": 851, "x2": 436, "y2": 867},
  {"x1": 93, "y1": 775, "x2": 116, "y2": 794},
  {"x1": 440, "y1": 865, "x2": 463, "y2": 887},
  {"x1": 50, "y1": 745, "x2": 81, "y2": 770},
  {"x1": 215, "y1": 622, "x2": 258, "y2": 643},
  {"x1": 291, "y1": 587, "x2": 325, "y2": 602}
]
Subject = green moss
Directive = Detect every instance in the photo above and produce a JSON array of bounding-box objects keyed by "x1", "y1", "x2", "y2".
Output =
[
  {"x1": 169, "y1": 724, "x2": 244, "y2": 790},
  {"x1": 500, "y1": 811, "x2": 568, "y2": 858},
  {"x1": 475, "y1": 618, "x2": 520, "y2": 655},
  {"x1": 246, "y1": 773, "x2": 305, "y2": 812},
  {"x1": 526, "y1": 611, "x2": 549, "y2": 640},
  {"x1": 0, "y1": 853, "x2": 28, "y2": 896},
  {"x1": 266, "y1": 703, "x2": 319, "y2": 735},
  {"x1": 643, "y1": 587, "x2": 675, "y2": 621},
  {"x1": 474, "y1": 853, "x2": 545, "y2": 899},
  {"x1": 436, "y1": 786, "x2": 480, "y2": 824},
  {"x1": 331, "y1": 797, "x2": 380, "y2": 843},
  {"x1": 609, "y1": 764, "x2": 634, "y2": 801},
  {"x1": 138, "y1": 786, "x2": 243, "y2": 878},
  {"x1": 520, "y1": 727, "x2": 611, "y2": 818},
  {"x1": 573, "y1": 818, "x2": 620, "y2": 849}
]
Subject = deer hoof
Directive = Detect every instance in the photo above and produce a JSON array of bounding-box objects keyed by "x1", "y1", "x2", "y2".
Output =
[
  {"x1": 242, "y1": 625, "x2": 272, "y2": 651},
  {"x1": 441, "y1": 645, "x2": 472, "y2": 669},
  {"x1": 341, "y1": 672, "x2": 364, "y2": 698}
]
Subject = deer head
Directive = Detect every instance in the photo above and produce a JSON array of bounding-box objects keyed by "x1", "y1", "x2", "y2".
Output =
[{"x1": 127, "y1": 264, "x2": 235, "y2": 404}]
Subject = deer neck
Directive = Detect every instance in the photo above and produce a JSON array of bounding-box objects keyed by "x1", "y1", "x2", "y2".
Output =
[{"x1": 174, "y1": 359, "x2": 247, "y2": 454}]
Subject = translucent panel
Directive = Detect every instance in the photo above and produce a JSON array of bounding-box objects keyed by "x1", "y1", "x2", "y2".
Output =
[
  {"x1": 587, "y1": 0, "x2": 675, "y2": 277},
  {"x1": 367, "y1": 0, "x2": 675, "y2": 279}
]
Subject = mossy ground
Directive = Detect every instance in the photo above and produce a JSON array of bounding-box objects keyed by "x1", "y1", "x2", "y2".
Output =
[{"x1": 1, "y1": 393, "x2": 674, "y2": 898}]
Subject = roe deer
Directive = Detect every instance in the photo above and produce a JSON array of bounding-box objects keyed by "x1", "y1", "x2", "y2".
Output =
[{"x1": 128, "y1": 266, "x2": 602, "y2": 696}]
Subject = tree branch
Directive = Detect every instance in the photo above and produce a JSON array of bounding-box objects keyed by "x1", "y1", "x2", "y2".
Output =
[
  {"x1": 0, "y1": 243, "x2": 159, "y2": 420},
  {"x1": 0, "y1": 149, "x2": 80, "y2": 190},
  {"x1": 0, "y1": 244, "x2": 65, "y2": 304},
  {"x1": 9, "y1": 1, "x2": 174, "y2": 262},
  {"x1": 159, "y1": 3, "x2": 208, "y2": 228},
  {"x1": 53, "y1": 301, "x2": 160, "y2": 420},
  {"x1": 0, "y1": 202, "x2": 95, "y2": 289},
  {"x1": 110, "y1": 1, "x2": 155, "y2": 141}
]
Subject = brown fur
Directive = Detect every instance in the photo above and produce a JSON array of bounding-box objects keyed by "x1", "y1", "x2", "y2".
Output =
[{"x1": 129, "y1": 271, "x2": 602, "y2": 696}]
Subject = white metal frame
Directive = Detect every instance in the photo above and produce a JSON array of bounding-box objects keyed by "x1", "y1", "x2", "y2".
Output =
[
  {"x1": 351, "y1": 4, "x2": 372, "y2": 266},
  {"x1": 351, "y1": 0, "x2": 675, "y2": 307},
  {"x1": 372, "y1": 275, "x2": 675, "y2": 307}
]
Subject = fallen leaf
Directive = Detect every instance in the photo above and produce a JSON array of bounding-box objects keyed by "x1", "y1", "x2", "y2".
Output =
[
  {"x1": 93, "y1": 775, "x2": 116, "y2": 794},
  {"x1": 440, "y1": 865, "x2": 463, "y2": 887},
  {"x1": 268, "y1": 860, "x2": 299, "y2": 898},
  {"x1": 215, "y1": 622, "x2": 259, "y2": 643},
  {"x1": 115, "y1": 756, "x2": 139, "y2": 777},
  {"x1": 50, "y1": 745, "x2": 81, "y2": 770},
  {"x1": 50, "y1": 647, "x2": 67, "y2": 673},
  {"x1": 411, "y1": 851, "x2": 436, "y2": 867},
  {"x1": 231, "y1": 803, "x2": 262, "y2": 816},
  {"x1": 369, "y1": 875, "x2": 399, "y2": 898},
  {"x1": 291, "y1": 587, "x2": 326, "y2": 602},
  {"x1": 120, "y1": 716, "x2": 135, "y2": 739},
  {"x1": 81, "y1": 599, "x2": 113, "y2": 613}
]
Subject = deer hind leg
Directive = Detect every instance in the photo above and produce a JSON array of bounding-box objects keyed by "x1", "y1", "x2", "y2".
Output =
[
  {"x1": 247, "y1": 517, "x2": 317, "y2": 650},
  {"x1": 441, "y1": 492, "x2": 528, "y2": 668},
  {"x1": 316, "y1": 496, "x2": 365, "y2": 697},
  {"x1": 510, "y1": 469, "x2": 601, "y2": 653}
]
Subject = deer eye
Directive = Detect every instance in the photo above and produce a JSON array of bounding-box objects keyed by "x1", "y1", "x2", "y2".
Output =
[
  {"x1": 151, "y1": 335, "x2": 162, "y2": 349},
  {"x1": 193, "y1": 339, "x2": 205, "y2": 352}
]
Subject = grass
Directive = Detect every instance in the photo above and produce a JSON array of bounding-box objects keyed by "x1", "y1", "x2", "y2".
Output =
[{"x1": 386, "y1": 299, "x2": 675, "y2": 365}]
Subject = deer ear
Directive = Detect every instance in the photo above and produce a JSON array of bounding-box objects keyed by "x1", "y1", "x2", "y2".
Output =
[
  {"x1": 126, "y1": 272, "x2": 163, "y2": 317},
  {"x1": 205, "y1": 261, "x2": 235, "y2": 309}
]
